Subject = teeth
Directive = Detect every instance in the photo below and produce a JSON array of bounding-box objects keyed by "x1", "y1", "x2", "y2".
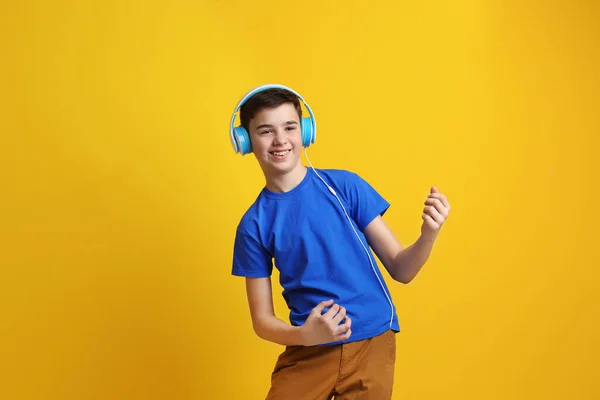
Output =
[{"x1": 272, "y1": 150, "x2": 289, "y2": 156}]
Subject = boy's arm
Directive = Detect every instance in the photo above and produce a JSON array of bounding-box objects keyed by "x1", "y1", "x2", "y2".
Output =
[
  {"x1": 364, "y1": 186, "x2": 450, "y2": 284},
  {"x1": 245, "y1": 277, "x2": 353, "y2": 346},
  {"x1": 245, "y1": 277, "x2": 305, "y2": 346}
]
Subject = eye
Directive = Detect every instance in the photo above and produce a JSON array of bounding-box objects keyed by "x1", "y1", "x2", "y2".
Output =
[
  {"x1": 285, "y1": 126, "x2": 297, "y2": 131},
  {"x1": 260, "y1": 129, "x2": 272, "y2": 135}
]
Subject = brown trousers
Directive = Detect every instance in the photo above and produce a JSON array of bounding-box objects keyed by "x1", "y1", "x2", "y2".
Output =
[{"x1": 266, "y1": 329, "x2": 396, "y2": 400}]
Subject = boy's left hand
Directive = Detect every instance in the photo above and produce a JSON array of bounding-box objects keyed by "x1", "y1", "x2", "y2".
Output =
[{"x1": 421, "y1": 186, "x2": 450, "y2": 239}]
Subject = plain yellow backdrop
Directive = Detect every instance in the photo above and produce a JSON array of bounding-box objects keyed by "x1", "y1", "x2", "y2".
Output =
[{"x1": 1, "y1": 1, "x2": 599, "y2": 399}]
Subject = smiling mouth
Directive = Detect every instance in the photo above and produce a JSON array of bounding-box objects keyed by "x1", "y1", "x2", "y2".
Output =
[{"x1": 270, "y1": 149, "x2": 291, "y2": 157}]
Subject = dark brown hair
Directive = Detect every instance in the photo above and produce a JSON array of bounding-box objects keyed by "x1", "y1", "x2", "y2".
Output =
[{"x1": 240, "y1": 88, "x2": 302, "y2": 133}]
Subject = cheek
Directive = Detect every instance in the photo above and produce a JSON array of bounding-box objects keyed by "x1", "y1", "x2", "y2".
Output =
[
  {"x1": 251, "y1": 138, "x2": 269, "y2": 153},
  {"x1": 291, "y1": 131, "x2": 303, "y2": 145}
]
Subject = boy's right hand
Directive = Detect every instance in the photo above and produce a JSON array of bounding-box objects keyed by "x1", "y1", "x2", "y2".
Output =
[{"x1": 300, "y1": 299, "x2": 352, "y2": 346}]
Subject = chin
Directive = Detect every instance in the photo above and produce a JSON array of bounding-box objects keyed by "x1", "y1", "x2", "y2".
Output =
[
  {"x1": 270, "y1": 163, "x2": 296, "y2": 175},
  {"x1": 267, "y1": 156, "x2": 301, "y2": 174}
]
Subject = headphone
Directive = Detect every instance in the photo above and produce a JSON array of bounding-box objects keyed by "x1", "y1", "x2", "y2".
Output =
[{"x1": 229, "y1": 84, "x2": 317, "y2": 155}]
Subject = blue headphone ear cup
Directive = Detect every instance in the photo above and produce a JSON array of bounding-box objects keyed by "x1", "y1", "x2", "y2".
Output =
[
  {"x1": 301, "y1": 117, "x2": 314, "y2": 147},
  {"x1": 234, "y1": 126, "x2": 252, "y2": 155}
]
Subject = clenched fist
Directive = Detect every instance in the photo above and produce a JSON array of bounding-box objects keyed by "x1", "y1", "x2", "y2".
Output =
[
  {"x1": 300, "y1": 299, "x2": 352, "y2": 346},
  {"x1": 421, "y1": 186, "x2": 450, "y2": 239}
]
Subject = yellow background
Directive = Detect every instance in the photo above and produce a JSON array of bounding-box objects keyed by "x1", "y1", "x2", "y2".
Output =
[{"x1": 1, "y1": 1, "x2": 599, "y2": 399}]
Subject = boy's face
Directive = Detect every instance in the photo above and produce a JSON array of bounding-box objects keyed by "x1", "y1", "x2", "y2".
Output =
[{"x1": 249, "y1": 102, "x2": 303, "y2": 176}]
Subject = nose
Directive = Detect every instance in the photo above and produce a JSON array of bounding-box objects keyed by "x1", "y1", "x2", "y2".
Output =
[{"x1": 272, "y1": 128, "x2": 288, "y2": 145}]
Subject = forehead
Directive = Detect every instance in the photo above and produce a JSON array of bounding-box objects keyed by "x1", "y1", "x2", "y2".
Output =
[{"x1": 250, "y1": 103, "x2": 299, "y2": 126}]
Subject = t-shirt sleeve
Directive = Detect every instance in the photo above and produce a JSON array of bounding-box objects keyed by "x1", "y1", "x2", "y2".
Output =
[
  {"x1": 344, "y1": 172, "x2": 391, "y2": 231},
  {"x1": 231, "y1": 230, "x2": 273, "y2": 278}
]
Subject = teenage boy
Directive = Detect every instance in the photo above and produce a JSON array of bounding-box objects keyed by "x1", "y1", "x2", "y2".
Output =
[{"x1": 230, "y1": 85, "x2": 450, "y2": 399}]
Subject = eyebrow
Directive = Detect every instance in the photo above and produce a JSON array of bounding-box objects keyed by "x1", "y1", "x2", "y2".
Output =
[{"x1": 255, "y1": 121, "x2": 299, "y2": 130}]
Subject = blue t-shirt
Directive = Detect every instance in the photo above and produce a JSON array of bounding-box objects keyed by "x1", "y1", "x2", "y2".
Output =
[{"x1": 232, "y1": 167, "x2": 400, "y2": 345}]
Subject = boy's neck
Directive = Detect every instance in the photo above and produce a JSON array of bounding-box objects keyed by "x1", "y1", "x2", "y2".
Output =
[{"x1": 264, "y1": 163, "x2": 308, "y2": 193}]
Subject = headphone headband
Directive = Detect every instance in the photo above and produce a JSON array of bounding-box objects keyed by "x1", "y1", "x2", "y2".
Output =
[{"x1": 229, "y1": 84, "x2": 317, "y2": 154}]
